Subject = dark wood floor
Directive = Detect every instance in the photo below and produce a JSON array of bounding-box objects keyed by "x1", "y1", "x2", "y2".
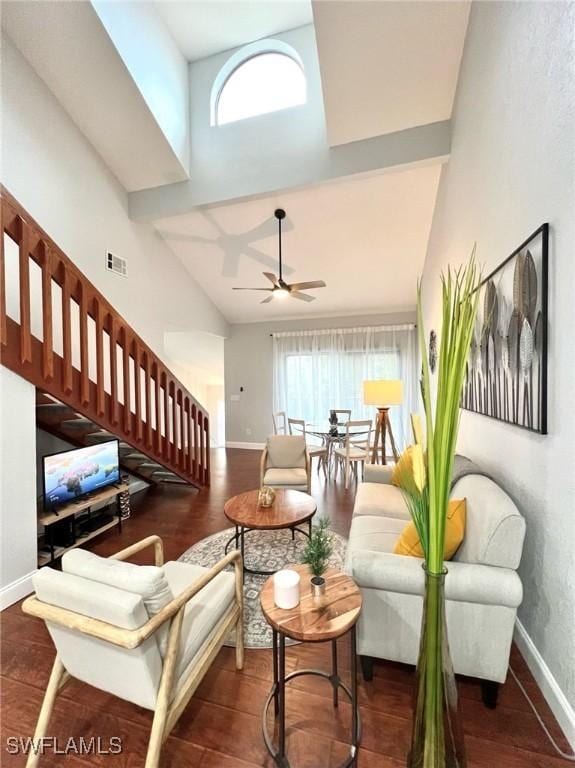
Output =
[{"x1": 1, "y1": 448, "x2": 572, "y2": 767}]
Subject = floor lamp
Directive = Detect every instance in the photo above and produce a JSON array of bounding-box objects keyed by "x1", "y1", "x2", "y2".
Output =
[{"x1": 363, "y1": 380, "x2": 403, "y2": 464}]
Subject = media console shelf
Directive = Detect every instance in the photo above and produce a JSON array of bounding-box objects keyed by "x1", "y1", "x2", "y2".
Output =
[{"x1": 38, "y1": 481, "x2": 130, "y2": 567}]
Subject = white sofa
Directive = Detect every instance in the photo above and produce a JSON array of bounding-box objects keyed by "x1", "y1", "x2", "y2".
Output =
[{"x1": 345, "y1": 463, "x2": 526, "y2": 707}]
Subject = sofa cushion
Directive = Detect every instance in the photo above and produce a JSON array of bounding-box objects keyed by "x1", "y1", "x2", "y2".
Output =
[
  {"x1": 353, "y1": 482, "x2": 410, "y2": 520},
  {"x1": 32, "y1": 568, "x2": 163, "y2": 711},
  {"x1": 162, "y1": 561, "x2": 235, "y2": 682},
  {"x1": 266, "y1": 435, "x2": 306, "y2": 469},
  {"x1": 63, "y1": 548, "x2": 174, "y2": 652},
  {"x1": 344, "y1": 515, "x2": 406, "y2": 573},
  {"x1": 264, "y1": 467, "x2": 308, "y2": 487}
]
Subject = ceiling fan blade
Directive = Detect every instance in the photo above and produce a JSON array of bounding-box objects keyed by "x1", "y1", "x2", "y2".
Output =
[
  {"x1": 232, "y1": 287, "x2": 273, "y2": 291},
  {"x1": 290, "y1": 291, "x2": 316, "y2": 302},
  {"x1": 263, "y1": 272, "x2": 280, "y2": 287},
  {"x1": 260, "y1": 295, "x2": 275, "y2": 304},
  {"x1": 287, "y1": 280, "x2": 326, "y2": 291}
]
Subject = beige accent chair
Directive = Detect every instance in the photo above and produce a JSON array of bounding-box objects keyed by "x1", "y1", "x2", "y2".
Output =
[
  {"x1": 288, "y1": 417, "x2": 328, "y2": 477},
  {"x1": 22, "y1": 536, "x2": 243, "y2": 768},
  {"x1": 272, "y1": 411, "x2": 287, "y2": 434},
  {"x1": 260, "y1": 435, "x2": 311, "y2": 493},
  {"x1": 334, "y1": 419, "x2": 374, "y2": 489},
  {"x1": 345, "y1": 466, "x2": 526, "y2": 708}
]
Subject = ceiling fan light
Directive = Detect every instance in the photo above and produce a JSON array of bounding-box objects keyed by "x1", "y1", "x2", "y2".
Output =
[{"x1": 274, "y1": 287, "x2": 290, "y2": 300}]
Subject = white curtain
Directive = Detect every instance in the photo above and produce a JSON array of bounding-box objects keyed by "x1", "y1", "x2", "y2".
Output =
[{"x1": 273, "y1": 324, "x2": 419, "y2": 451}]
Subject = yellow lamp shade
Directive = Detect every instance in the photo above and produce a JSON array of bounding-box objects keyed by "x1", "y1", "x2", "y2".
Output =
[{"x1": 363, "y1": 379, "x2": 403, "y2": 407}]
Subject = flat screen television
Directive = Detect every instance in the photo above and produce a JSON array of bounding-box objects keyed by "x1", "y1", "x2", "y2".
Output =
[{"x1": 42, "y1": 440, "x2": 120, "y2": 510}]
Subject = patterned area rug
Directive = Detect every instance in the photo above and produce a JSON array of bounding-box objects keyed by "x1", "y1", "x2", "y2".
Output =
[{"x1": 178, "y1": 526, "x2": 347, "y2": 649}]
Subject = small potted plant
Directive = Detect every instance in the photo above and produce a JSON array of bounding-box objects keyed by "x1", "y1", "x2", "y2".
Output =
[{"x1": 300, "y1": 518, "x2": 333, "y2": 597}]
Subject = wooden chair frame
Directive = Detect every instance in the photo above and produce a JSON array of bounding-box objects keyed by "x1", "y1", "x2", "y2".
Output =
[
  {"x1": 272, "y1": 410, "x2": 287, "y2": 434},
  {"x1": 260, "y1": 443, "x2": 311, "y2": 494},
  {"x1": 287, "y1": 418, "x2": 328, "y2": 477},
  {"x1": 334, "y1": 419, "x2": 374, "y2": 489},
  {"x1": 21, "y1": 535, "x2": 244, "y2": 768}
]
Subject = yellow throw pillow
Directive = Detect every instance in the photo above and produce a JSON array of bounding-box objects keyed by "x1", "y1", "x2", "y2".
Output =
[
  {"x1": 393, "y1": 499, "x2": 467, "y2": 561},
  {"x1": 391, "y1": 445, "x2": 414, "y2": 487}
]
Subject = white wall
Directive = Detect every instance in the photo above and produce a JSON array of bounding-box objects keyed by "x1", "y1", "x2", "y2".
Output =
[
  {"x1": 1, "y1": 34, "x2": 228, "y2": 400},
  {"x1": 187, "y1": 25, "x2": 328, "y2": 207},
  {"x1": 92, "y1": 0, "x2": 190, "y2": 174},
  {"x1": 0, "y1": 368, "x2": 37, "y2": 609},
  {"x1": 225, "y1": 311, "x2": 416, "y2": 444},
  {"x1": 421, "y1": 0, "x2": 575, "y2": 733}
]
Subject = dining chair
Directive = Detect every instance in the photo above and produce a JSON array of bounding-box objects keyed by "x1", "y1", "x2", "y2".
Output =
[
  {"x1": 272, "y1": 411, "x2": 287, "y2": 435},
  {"x1": 334, "y1": 419, "x2": 374, "y2": 489},
  {"x1": 21, "y1": 536, "x2": 244, "y2": 768},
  {"x1": 287, "y1": 418, "x2": 328, "y2": 477}
]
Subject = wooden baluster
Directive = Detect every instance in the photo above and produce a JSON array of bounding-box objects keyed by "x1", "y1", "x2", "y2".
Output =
[
  {"x1": 199, "y1": 410, "x2": 205, "y2": 484},
  {"x1": 95, "y1": 300, "x2": 105, "y2": 416},
  {"x1": 61, "y1": 267, "x2": 73, "y2": 394},
  {"x1": 40, "y1": 244, "x2": 54, "y2": 379},
  {"x1": 134, "y1": 343, "x2": 142, "y2": 442},
  {"x1": 179, "y1": 390, "x2": 185, "y2": 469},
  {"x1": 204, "y1": 414, "x2": 210, "y2": 485},
  {"x1": 122, "y1": 328, "x2": 130, "y2": 434},
  {"x1": 163, "y1": 373, "x2": 170, "y2": 459},
  {"x1": 145, "y1": 354, "x2": 152, "y2": 449},
  {"x1": 154, "y1": 364, "x2": 161, "y2": 453},
  {"x1": 109, "y1": 316, "x2": 118, "y2": 425},
  {"x1": 0, "y1": 202, "x2": 7, "y2": 346},
  {"x1": 79, "y1": 284, "x2": 89, "y2": 404},
  {"x1": 18, "y1": 217, "x2": 32, "y2": 364},
  {"x1": 172, "y1": 384, "x2": 178, "y2": 465},
  {"x1": 191, "y1": 404, "x2": 197, "y2": 480},
  {"x1": 184, "y1": 398, "x2": 191, "y2": 475}
]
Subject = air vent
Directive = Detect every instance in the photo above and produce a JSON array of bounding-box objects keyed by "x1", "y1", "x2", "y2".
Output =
[{"x1": 106, "y1": 251, "x2": 128, "y2": 278}]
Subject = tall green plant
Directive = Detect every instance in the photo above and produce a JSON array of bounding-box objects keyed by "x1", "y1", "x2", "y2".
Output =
[
  {"x1": 402, "y1": 255, "x2": 480, "y2": 573},
  {"x1": 400, "y1": 255, "x2": 480, "y2": 768}
]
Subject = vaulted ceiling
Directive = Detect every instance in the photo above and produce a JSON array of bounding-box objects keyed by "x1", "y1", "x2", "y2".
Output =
[
  {"x1": 154, "y1": 165, "x2": 442, "y2": 323},
  {"x1": 2, "y1": 0, "x2": 471, "y2": 323},
  {"x1": 153, "y1": 0, "x2": 313, "y2": 61}
]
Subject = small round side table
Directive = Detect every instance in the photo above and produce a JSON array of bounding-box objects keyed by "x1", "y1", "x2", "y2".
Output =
[{"x1": 260, "y1": 564, "x2": 362, "y2": 768}]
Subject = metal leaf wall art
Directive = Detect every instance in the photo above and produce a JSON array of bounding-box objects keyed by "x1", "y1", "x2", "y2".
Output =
[{"x1": 461, "y1": 225, "x2": 548, "y2": 434}]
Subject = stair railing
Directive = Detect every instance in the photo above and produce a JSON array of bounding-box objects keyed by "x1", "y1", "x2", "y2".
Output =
[{"x1": 0, "y1": 188, "x2": 209, "y2": 487}]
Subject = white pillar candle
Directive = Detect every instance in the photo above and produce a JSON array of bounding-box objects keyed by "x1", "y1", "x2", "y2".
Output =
[{"x1": 273, "y1": 569, "x2": 301, "y2": 610}]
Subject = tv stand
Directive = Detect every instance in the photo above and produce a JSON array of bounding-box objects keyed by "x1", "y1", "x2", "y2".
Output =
[{"x1": 38, "y1": 481, "x2": 130, "y2": 567}]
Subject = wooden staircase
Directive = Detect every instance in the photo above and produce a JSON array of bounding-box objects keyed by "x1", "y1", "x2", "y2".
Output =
[
  {"x1": 1, "y1": 189, "x2": 210, "y2": 489},
  {"x1": 36, "y1": 393, "x2": 188, "y2": 486}
]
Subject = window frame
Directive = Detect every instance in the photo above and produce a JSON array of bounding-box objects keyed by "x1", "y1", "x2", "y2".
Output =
[{"x1": 210, "y1": 39, "x2": 306, "y2": 127}]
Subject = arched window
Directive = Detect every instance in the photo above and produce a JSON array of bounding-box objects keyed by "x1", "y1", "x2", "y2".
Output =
[{"x1": 212, "y1": 43, "x2": 306, "y2": 126}]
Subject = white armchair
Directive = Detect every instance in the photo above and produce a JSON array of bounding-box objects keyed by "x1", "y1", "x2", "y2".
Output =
[
  {"x1": 345, "y1": 470, "x2": 526, "y2": 707},
  {"x1": 22, "y1": 536, "x2": 243, "y2": 768},
  {"x1": 260, "y1": 435, "x2": 311, "y2": 493}
]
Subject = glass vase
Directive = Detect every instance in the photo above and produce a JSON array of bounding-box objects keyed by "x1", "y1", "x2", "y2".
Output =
[{"x1": 407, "y1": 567, "x2": 467, "y2": 768}]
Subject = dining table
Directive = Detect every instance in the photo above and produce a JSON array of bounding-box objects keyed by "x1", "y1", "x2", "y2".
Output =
[{"x1": 293, "y1": 420, "x2": 372, "y2": 475}]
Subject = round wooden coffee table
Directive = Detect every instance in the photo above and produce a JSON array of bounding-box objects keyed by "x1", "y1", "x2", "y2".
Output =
[
  {"x1": 260, "y1": 564, "x2": 362, "y2": 767},
  {"x1": 223, "y1": 489, "x2": 317, "y2": 575}
]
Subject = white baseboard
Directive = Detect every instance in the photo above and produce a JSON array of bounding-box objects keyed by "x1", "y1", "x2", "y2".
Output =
[
  {"x1": 514, "y1": 619, "x2": 575, "y2": 750},
  {"x1": 225, "y1": 441, "x2": 265, "y2": 450},
  {"x1": 0, "y1": 570, "x2": 36, "y2": 611}
]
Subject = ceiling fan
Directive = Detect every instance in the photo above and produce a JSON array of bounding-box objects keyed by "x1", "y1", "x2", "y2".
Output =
[{"x1": 233, "y1": 209, "x2": 326, "y2": 303}]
